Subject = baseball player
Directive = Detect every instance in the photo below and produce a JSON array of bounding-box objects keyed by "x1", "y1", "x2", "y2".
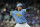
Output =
[{"x1": 10, "y1": 3, "x2": 30, "y2": 27}]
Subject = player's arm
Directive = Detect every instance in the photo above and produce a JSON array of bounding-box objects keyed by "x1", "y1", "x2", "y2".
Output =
[
  {"x1": 10, "y1": 11, "x2": 15, "y2": 21},
  {"x1": 10, "y1": 11, "x2": 11, "y2": 15},
  {"x1": 10, "y1": 11, "x2": 13, "y2": 15}
]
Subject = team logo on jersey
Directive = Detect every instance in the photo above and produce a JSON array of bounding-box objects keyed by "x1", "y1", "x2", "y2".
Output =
[{"x1": 15, "y1": 14, "x2": 21, "y2": 17}]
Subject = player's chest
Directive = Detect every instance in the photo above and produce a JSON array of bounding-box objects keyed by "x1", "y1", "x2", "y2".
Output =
[
  {"x1": 13, "y1": 10, "x2": 26, "y2": 16},
  {"x1": 13, "y1": 11, "x2": 25, "y2": 17},
  {"x1": 14, "y1": 11, "x2": 22, "y2": 16}
]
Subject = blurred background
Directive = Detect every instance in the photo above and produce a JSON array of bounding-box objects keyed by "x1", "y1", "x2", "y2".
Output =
[{"x1": 0, "y1": 0, "x2": 40, "y2": 27}]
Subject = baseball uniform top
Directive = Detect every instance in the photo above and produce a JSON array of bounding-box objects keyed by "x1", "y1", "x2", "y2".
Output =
[{"x1": 10, "y1": 9, "x2": 27, "y2": 23}]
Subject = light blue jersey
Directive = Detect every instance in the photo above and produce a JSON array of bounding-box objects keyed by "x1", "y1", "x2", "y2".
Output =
[{"x1": 10, "y1": 9, "x2": 27, "y2": 23}]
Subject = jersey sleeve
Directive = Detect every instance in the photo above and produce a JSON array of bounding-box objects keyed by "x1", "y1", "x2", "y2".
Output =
[
  {"x1": 22, "y1": 9, "x2": 27, "y2": 12},
  {"x1": 25, "y1": 9, "x2": 26, "y2": 12}
]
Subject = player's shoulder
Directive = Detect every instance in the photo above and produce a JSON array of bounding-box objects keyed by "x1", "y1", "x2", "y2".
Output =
[
  {"x1": 10, "y1": 11, "x2": 14, "y2": 13},
  {"x1": 22, "y1": 9, "x2": 26, "y2": 11},
  {"x1": 10, "y1": 10, "x2": 16, "y2": 15},
  {"x1": 10, "y1": 10, "x2": 16, "y2": 12}
]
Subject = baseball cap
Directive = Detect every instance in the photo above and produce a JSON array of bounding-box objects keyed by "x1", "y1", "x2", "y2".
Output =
[{"x1": 17, "y1": 3, "x2": 22, "y2": 7}]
